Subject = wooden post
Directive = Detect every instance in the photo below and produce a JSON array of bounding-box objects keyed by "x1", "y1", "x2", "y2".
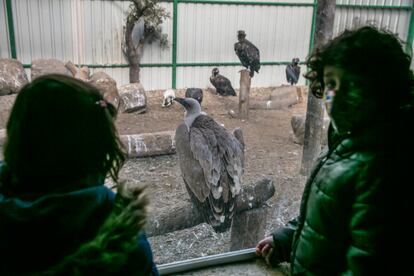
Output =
[
  {"x1": 230, "y1": 207, "x2": 268, "y2": 251},
  {"x1": 301, "y1": 0, "x2": 336, "y2": 175},
  {"x1": 239, "y1": 69, "x2": 251, "y2": 119}
]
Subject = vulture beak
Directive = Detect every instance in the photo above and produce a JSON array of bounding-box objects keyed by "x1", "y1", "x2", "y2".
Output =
[{"x1": 174, "y1": 97, "x2": 191, "y2": 110}]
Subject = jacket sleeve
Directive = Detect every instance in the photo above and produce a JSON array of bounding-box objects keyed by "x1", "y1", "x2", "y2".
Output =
[
  {"x1": 270, "y1": 218, "x2": 298, "y2": 266},
  {"x1": 342, "y1": 161, "x2": 385, "y2": 275}
]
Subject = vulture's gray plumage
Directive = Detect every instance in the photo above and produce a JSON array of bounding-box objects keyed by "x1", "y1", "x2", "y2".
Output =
[{"x1": 174, "y1": 97, "x2": 244, "y2": 232}]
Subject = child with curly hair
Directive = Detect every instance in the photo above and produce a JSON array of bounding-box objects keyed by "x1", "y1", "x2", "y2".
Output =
[{"x1": 256, "y1": 26, "x2": 413, "y2": 275}]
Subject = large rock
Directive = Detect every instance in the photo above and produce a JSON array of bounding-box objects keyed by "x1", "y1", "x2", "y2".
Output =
[
  {"x1": 31, "y1": 59, "x2": 72, "y2": 80},
  {"x1": 291, "y1": 115, "x2": 330, "y2": 145},
  {"x1": 89, "y1": 71, "x2": 120, "y2": 110},
  {"x1": 0, "y1": 94, "x2": 17, "y2": 129},
  {"x1": 0, "y1": 59, "x2": 28, "y2": 95},
  {"x1": 118, "y1": 83, "x2": 147, "y2": 113}
]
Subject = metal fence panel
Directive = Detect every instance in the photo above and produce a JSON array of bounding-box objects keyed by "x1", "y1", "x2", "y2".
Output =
[
  {"x1": 10, "y1": 0, "x2": 74, "y2": 63},
  {"x1": 177, "y1": 4, "x2": 313, "y2": 63},
  {"x1": 336, "y1": 0, "x2": 412, "y2": 6},
  {"x1": 0, "y1": 0, "x2": 11, "y2": 58},
  {"x1": 1, "y1": 0, "x2": 412, "y2": 89},
  {"x1": 334, "y1": 5, "x2": 411, "y2": 39},
  {"x1": 176, "y1": 3, "x2": 313, "y2": 88},
  {"x1": 81, "y1": 1, "x2": 172, "y2": 65}
]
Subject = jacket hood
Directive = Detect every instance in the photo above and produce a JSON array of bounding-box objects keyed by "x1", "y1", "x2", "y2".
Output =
[{"x1": 0, "y1": 185, "x2": 114, "y2": 274}]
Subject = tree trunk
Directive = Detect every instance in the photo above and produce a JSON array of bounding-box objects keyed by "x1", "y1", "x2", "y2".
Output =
[
  {"x1": 145, "y1": 178, "x2": 275, "y2": 237},
  {"x1": 301, "y1": 0, "x2": 336, "y2": 175},
  {"x1": 125, "y1": 17, "x2": 143, "y2": 84},
  {"x1": 239, "y1": 69, "x2": 251, "y2": 119}
]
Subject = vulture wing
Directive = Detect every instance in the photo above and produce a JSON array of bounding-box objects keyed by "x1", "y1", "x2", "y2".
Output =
[
  {"x1": 175, "y1": 123, "x2": 211, "y2": 203},
  {"x1": 286, "y1": 65, "x2": 298, "y2": 84},
  {"x1": 234, "y1": 42, "x2": 250, "y2": 68},
  {"x1": 245, "y1": 40, "x2": 261, "y2": 73}
]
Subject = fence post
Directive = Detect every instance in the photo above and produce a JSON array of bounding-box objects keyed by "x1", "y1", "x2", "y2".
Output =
[
  {"x1": 5, "y1": 0, "x2": 17, "y2": 59},
  {"x1": 172, "y1": 0, "x2": 178, "y2": 89},
  {"x1": 406, "y1": 2, "x2": 414, "y2": 55}
]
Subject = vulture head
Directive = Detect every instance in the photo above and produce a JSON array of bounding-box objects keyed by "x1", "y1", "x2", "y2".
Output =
[
  {"x1": 292, "y1": 58, "x2": 300, "y2": 65},
  {"x1": 174, "y1": 97, "x2": 203, "y2": 129},
  {"x1": 212, "y1": 67, "x2": 219, "y2": 77},
  {"x1": 237, "y1": 30, "x2": 246, "y2": 41}
]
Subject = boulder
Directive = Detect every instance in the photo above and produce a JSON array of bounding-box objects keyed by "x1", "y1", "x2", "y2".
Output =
[
  {"x1": 0, "y1": 59, "x2": 28, "y2": 95},
  {"x1": 291, "y1": 115, "x2": 330, "y2": 145},
  {"x1": 89, "y1": 71, "x2": 120, "y2": 110},
  {"x1": 118, "y1": 83, "x2": 147, "y2": 113},
  {"x1": 0, "y1": 94, "x2": 17, "y2": 129},
  {"x1": 64, "y1": 61, "x2": 90, "y2": 81},
  {"x1": 31, "y1": 59, "x2": 72, "y2": 80}
]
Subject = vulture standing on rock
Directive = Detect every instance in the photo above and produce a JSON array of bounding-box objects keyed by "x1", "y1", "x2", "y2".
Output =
[
  {"x1": 185, "y1": 88, "x2": 203, "y2": 104},
  {"x1": 174, "y1": 97, "x2": 244, "y2": 233},
  {"x1": 234, "y1": 30, "x2": 260, "y2": 77},
  {"x1": 210, "y1": 68, "x2": 236, "y2": 96}
]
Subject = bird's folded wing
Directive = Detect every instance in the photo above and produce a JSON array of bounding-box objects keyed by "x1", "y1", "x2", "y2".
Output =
[
  {"x1": 175, "y1": 124, "x2": 211, "y2": 202},
  {"x1": 190, "y1": 127, "x2": 223, "y2": 200},
  {"x1": 217, "y1": 132, "x2": 243, "y2": 196}
]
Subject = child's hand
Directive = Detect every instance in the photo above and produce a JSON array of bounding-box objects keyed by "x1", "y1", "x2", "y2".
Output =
[{"x1": 255, "y1": 236, "x2": 275, "y2": 265}]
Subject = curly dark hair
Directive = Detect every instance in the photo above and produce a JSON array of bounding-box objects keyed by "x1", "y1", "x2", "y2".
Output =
[
  {"x1": 0, "y1": 74, "x2": 125, "y2": 197},
  {"x1": 305, "y1": 26, "x2": 414, "y2": 132},
  {"x1": 306, "y1": 26, "x2": 414, "y2": 103}
]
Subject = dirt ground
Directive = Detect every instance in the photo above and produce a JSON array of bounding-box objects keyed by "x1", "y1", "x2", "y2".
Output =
[{"x1": 113, "y1": 86, "x2": 308, "y2": 271}]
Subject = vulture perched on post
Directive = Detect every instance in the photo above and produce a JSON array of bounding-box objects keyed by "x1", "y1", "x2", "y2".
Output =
[
  {"x1": 234, "y1": 30, "x2": 260, "y2": 77},
  {"x1": 174, "y1": 97, "x2": 244, "y2": 233},
  {"x1": 210, "y1": 68, "x2": 236, "y2": 96},
  {"x1": 185, "y1": 88, "x2": 203, "y2": 104},
  {"x1": 286, "y1": 58, "x2": 301, "y2": 85}
]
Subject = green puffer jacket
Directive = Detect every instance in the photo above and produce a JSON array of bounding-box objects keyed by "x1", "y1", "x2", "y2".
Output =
[{"x1": 271, "y1": 125, "x2": 411, "y2": 275}]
